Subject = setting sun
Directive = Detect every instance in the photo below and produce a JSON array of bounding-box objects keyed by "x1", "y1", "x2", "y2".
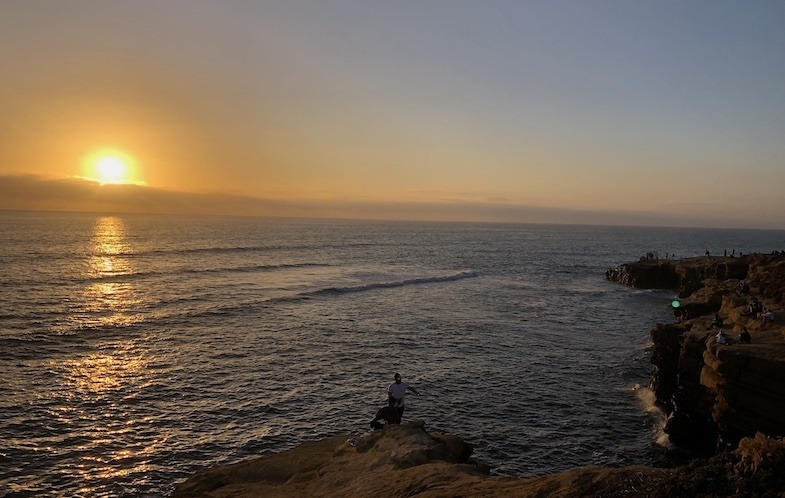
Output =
[
  {"x1": 97, "y1": 157, "x2": 127, "y2": 183},
  {"x1": 82, "y1": 148, "x2": 143, "y2": 185}
]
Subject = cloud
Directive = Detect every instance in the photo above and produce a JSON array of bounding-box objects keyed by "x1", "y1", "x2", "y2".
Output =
[{"x1": 0, "y1": 174, "x2": 776, "y2": 229}]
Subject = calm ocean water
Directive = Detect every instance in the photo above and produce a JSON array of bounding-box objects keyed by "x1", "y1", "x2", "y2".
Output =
[{"x1": 2, "y1": 211, "x2": 784, "y2": 497}]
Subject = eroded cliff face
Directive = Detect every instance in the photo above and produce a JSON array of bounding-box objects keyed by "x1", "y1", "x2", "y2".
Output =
[
  {"x1": 609, "y1": 254, "x2": 785, "y2": 458},
  {"x1": 606, "y1": 256, "x2": 750, "y2": 298}
]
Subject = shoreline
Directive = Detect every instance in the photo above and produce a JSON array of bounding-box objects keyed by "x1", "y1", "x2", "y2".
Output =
[{"x1": 173, "y1": 252, "x2": 785, "y2": 496}]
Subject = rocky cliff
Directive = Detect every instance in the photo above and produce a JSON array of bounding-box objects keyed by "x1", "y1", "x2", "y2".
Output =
[
  {"x1": 607, "y1": 254, "x2": 785, "y2": 457},
  {"x1": 173, "y1": 421, "x2": 785, "y2": 497}
]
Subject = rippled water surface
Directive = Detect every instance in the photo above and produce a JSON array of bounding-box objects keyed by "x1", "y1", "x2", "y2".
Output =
[{"x1": 2, "y1": 212, "x2": 784, "y2": 496}]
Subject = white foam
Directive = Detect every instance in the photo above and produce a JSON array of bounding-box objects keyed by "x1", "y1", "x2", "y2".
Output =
[{"x1": 632, "y1": 384, "x2": 675, "y2": 449}]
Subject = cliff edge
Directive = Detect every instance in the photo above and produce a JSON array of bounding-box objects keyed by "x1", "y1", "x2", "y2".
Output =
[
  {"x1": 608, "y1": 253, "x2": 785, "y2": 457},
  {"x1": 173, "y1": 421, "x2": 785, "y2": 497}
]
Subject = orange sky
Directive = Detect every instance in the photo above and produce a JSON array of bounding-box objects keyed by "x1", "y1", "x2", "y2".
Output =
[{"x1": 2, "y1": 2, "x2": 785, "y2": 228}]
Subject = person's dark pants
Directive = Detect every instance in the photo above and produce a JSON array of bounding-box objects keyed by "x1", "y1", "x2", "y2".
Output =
[{"x1": 396, "y1": 406, "x2": 405, "y2": 420}]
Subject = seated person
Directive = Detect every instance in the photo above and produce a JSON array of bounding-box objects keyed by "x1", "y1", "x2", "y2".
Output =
[
  {"x1": 741, "y1": 298, "x2": 760, "y2": 316},
  {"x1": 370, "y1": 397, "x2": 400, "y2": 430},
  {"x1": 759, "y1": 308, "x2": 775, "y2": 323},
  {"x1": 716, "y1": 330, "x2": 729, "y2": 345},
  {"x1": 739, "y1": 326, "x2": 751, "y2": 344},
  {"x1": 708, "y1": 313, "x2": 724, "y2": 329}
]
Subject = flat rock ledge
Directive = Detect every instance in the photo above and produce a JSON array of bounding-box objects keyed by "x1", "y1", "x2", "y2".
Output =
[{"x1": 173, "y1": 422, "x2": 785, "y2": 497}]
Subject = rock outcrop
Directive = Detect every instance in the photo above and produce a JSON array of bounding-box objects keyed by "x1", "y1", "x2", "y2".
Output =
[
  {"x1": 173, "y1": 422, "x2": 785, "y2": 497},
  {"x1": 608, "y1": 253, "x2": 785, "y2": 458}
]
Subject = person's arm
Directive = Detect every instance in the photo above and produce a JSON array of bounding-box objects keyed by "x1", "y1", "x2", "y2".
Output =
[{"x1": 407, "y1": 386, "x2": 420, "y2": 395}]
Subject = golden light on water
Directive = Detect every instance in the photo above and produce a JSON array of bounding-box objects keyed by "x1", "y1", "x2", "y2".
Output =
[
  {"x1": 63, "y1": 351, "x2": 145, "y2": 394},
  {"x1": 79, "y1": 217, "x2": 141, "y2": 328},
  {"x1": 88, "y1": 216, "x2": 131, "y2": 274},
  {"x1": 59, "y1": 347, "x2": 156, "y2": 483}
]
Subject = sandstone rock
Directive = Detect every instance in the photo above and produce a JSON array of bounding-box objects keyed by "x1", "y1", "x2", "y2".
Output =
[
  {"x1": 614, "y1": 254, "x2": 785, "y2": 458},
  {"x1": 172, "y1": 422, "x2": 785, "y2": 497}
]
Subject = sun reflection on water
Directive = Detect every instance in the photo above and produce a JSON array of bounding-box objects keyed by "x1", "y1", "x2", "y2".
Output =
[
  {"x1": 63, "y1": 352, "x2": 145, "y2": 394},
  {"x1": 88, "y1": 216, "x2": 132, "y2": 275},
  {"x1": 58, "y1": 345, "x2": 159, "y2": 484},
  {"x1": 55, "y1": 217, "x2": 160, "y2": 485},
  {"x1": 77, "y1": 217, "x2": 142, "y2": 328}
]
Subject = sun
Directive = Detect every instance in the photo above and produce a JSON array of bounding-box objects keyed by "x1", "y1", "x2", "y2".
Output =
[
  {"x1": 82, "y1": 148, "x2": 143, "y2": 185},
  {"x1": 96, "y1": 156, "x2": 127, "y2": 183}
]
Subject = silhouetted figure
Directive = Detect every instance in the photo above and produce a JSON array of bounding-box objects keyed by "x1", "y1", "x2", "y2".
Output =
[
  {"x1": 708, "y1": 313, "x2": 723, "y2": 329},
  {"x1": 370, "y1": 396, "x2": 401, "y2": 430},
  {"x1": 739, "y1": 327, "x2": 751, "y2": 344}
]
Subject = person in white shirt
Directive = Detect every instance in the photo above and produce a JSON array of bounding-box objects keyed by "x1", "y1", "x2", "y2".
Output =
[
  {"x1": 387, "y1": 372, "x2": 420, "y2": 420},
  {"x1": 716, "y1": 330, "x2": 728, "y2": 345}
]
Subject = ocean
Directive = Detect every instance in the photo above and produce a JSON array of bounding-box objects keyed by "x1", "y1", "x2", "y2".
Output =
[{"x1": 2, "y1": 211, "x2": 784, "y2": 497}]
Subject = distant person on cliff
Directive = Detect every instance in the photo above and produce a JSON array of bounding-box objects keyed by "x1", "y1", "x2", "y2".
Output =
[
  {"x1": 388, "y1": 373, "x2": 420, "y2": 420},
  {"x1": 716, "y1": 330, "x2": 729, "y2": 346},
  {"x1": 742, "y1": 297, "x2": 762, "y2": 316},
  {"x1": 739, "y1": 326, "x2": 751, "y2": 344},
  {"x1": 370, "y1": 397, "x2": 400, "y2": 430},
  {"x1": 759, "y1": 308, "x2": 775, "y2": 324},
  {"x1": 708, "y1": 313, "x2": 724, "y2": 329}
]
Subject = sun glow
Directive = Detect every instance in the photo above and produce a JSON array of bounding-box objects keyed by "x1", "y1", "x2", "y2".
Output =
[
  {"x1": 97, "y1": 156, "x2": 126, "y2": 183},
  {"x1": 82, "y1": 148, "x2": 143, "y2": 185}
]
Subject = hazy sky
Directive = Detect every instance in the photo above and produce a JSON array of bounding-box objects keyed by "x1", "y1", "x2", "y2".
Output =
[{"x1": 2, "y1": 1, "x2": 785, "y2": 228}]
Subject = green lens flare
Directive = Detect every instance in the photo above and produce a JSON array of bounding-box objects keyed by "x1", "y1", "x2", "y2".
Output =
[{"x1": 672, "y1": 300, "x2": 681, "y2": 308}]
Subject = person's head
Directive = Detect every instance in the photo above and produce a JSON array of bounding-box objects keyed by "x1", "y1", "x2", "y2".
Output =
[{"x1": 394, "y1": 373, "x2": 402, "y2": 383}]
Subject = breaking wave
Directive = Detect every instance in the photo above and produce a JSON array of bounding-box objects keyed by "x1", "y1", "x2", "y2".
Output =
[{"x1": 301, "y1": 271, "x2": 479, "y2": 297}]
